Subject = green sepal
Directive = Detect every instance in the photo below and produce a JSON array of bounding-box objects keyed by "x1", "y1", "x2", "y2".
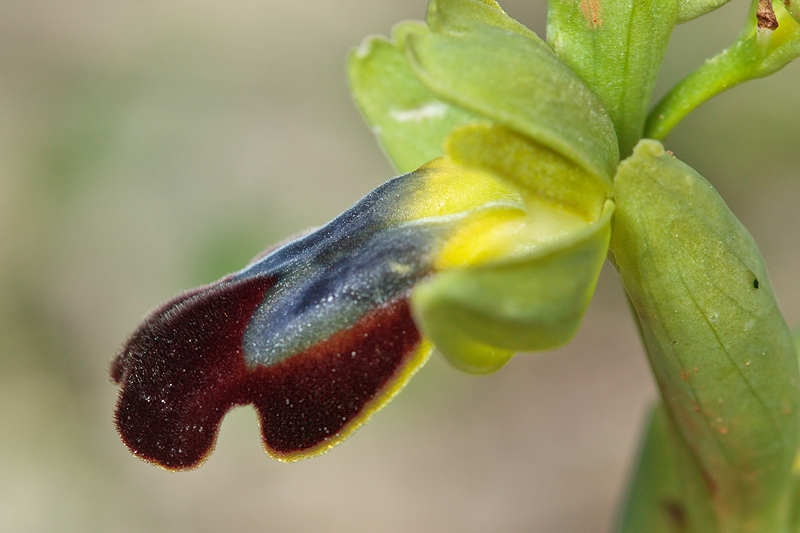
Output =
[
  {"x1": 546, "y1": 0, "x2": 677, "y2": 156},
  {"x1": 426, "y1": 0, "x2": 543, "y2": 42},
  {"x1": 611, "y1": 139, "x2": 800, "y2": 530},
  {"x1": 677, "y1": 0, "x2": 733, "y2": 23},
  {"x1": 617, "y1": 404, "x2": 720, "y2": 533},
  {"x1": 348, "y1": 23, "x2": 479, "y2": 174},
  {"x1": 403, "y1": 3, "x2": 619, "y2": 182},
  {"x1": 412, "y1": 199, "x2": 613, "y2": 375},
  {"x1": 346, "y1": 0, "x2": 550, "y2": 174}
]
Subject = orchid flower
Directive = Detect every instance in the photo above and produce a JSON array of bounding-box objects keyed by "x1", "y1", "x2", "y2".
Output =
[
  {"x1": 112, "y1": 0, "x2": 800, "y2": 530},
  {"x1": 112, "y1": 0, "x2": 616, "y2": 469}
]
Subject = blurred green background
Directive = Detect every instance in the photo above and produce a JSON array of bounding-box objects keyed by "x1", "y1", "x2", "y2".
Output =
[{"x1": 1, "y1": 0, "x2": 797, "y2": 531}]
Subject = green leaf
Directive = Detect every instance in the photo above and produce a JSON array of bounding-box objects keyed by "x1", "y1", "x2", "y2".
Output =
[
  {"x1": 348, "y1": 23, "x2": 478, "y2": 173},
  {"x1": 403, "y1": 6, "x2": 619, "y2": 182},
  {"x1": 546, "y1": 0, "x2": 678, "y2": 156},
  {"x1": 646, "y1": 1, "x2": 800, "y2": 139},
  {"x1": 611, "y1": 139, "x2": 800, "y2": 531},
  {"x1": 617, "y1": 405, "x2": 720, "y2": 533}
]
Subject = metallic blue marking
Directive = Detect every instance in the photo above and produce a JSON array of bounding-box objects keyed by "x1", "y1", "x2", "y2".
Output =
[{"x1": 235, "y1": 169, "x2": 452, "y2": 368}]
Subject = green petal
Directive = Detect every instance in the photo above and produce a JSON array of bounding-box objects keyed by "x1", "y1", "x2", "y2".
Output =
[
  {"x1": 546, "y1": 0, "x2": 677, "y2": 156},
  {"x1": 348, "y1": 23, "x2": 478, "y2": 174},
  {"x1": 445, "y1": 123, "x2": 611, "y2": 221},
  {"x1": 611, "y1": 139, "x2": 800, "y2": 530},
  {"x1": 412, "y1": 200, "x2": 613, "y2": 374},
  {"x1": 403, "y1": 5, "x2": 619, "y2": 182}
]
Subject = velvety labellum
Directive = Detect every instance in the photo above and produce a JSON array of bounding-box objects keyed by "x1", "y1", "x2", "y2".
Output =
[
  {"x1": 112, "y1": 161, "x2": 524, "y2": 469},
  {"x1": 112, "y1": 274, "x2": 426, "y2": 469}
]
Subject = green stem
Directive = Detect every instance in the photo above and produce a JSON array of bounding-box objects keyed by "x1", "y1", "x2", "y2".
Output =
[
  {"x1": 646, "y1": 0, "x2": 800, "y2": 139},
  {"x1": 644, "y1": 39, "x2": 759, "y2": 139}
]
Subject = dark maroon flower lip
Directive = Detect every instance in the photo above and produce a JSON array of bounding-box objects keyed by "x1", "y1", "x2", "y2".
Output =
[
  {"x1": 111, "y1": 170, "x2": 445, "y2": 470},
  {"x1": 110, "y1": 158, "x2": 534, "y2": 469},
  {"x1": 112, "y1": 275, "x2": 275, "y2": 470},
  {"x1": 112, "y1": 270, "x2": 427, "y2": 469}
]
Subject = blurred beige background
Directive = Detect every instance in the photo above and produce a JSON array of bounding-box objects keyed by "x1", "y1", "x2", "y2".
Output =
[{"x1": 0, "y1": 0, "x2": 798, "y2": 531}]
